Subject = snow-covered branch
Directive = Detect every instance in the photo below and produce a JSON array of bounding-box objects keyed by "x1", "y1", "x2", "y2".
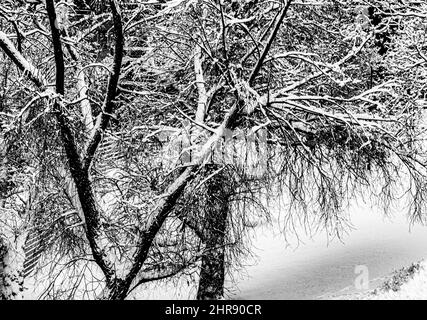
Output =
[
  {"x1": 0, "y1": 30, "x2": 47, "y2": 88},
  {"x1": 83, "y1": 0, "x2": 124, "y2": 171}
]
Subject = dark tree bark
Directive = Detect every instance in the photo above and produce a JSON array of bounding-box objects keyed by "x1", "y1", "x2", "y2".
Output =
[
  {"x1": 196, "y1": 1, "x2": 293, "y2": 300},
  {"x1": 0, "y1": 237, "x2": 7, "y2": 299},
  {"x1": 0, "y1": 0, "x2": 295, "y2": 300},
  {"x1": 197, "y1": 171, "x2": 229, "y2": 300}
]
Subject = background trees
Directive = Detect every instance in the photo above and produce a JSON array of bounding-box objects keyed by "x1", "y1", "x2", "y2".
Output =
[{"x1": 1, "y1": 0, "x2": 427, "y2": 300}]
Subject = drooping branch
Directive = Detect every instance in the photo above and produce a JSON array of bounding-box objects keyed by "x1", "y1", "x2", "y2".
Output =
[{"x1": 268, "y1": 34, "x2": 373, "y2": 99}]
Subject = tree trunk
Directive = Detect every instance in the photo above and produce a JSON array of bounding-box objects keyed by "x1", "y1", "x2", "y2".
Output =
[
  {"x1": 0, "y1": 237, "x2": 24, "y2": 300},
  {"x1": 0, "y1": 238, "x2": 7, "y2": 299},
  {"x1": 197, "y1": 173, "x2": 229, "y2": 300},
  {"x1": 97, "y1": 278, "x2": 128, "y2": 300}
]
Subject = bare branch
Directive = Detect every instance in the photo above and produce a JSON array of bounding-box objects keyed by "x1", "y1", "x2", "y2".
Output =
[
  {"x1": 0, "y1": 31, "x2": 47, "y2": 88},
  {"x1": 83, "y1": 0, "x2": 124, "y2": 171},
  {"x1": 248, "y1": 0, "x2": 293, "y2": 86},
  {"x1": 194, "y1": 45, "x2": 208, "y2": 123}
]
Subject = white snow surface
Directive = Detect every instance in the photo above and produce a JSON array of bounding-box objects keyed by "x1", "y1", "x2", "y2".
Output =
[
  {"x1": 233, "y1": 202, "x2": 427, "y2": 300},
  {"x1": 21, "y1": 200, "x2": 427, "y2": 300},
  {"x1": 370, "y1": 260, "x2": 427, "y2": 299}
]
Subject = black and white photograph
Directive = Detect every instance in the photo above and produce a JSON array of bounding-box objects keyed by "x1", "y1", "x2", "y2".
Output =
[{"x1": 2, "y1": 0, "x2": 427, "y2": 307}]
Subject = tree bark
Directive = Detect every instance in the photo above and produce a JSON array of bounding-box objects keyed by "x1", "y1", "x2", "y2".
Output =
[
  {"x1": 0, "y1": 237, "x2": 24, "y2": 300},
  {"x1": 197, "y1": 171, "x2": 229, "y2": 300},
  {"x1": 0, "y1": 237, "x2": 7, "y2": 299}
]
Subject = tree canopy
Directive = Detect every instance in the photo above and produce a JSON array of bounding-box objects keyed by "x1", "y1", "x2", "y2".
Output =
[{"x1": 1, "y1": 0, "x2": 427, "y2": 300}]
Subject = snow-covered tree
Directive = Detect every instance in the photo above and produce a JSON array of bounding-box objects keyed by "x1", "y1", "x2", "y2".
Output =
[{"x1": 1, "y1": 0, "x2": 427, "y2": 300}]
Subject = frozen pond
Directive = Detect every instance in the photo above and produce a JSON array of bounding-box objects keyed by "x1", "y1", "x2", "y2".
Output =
[{"x1": 232, "y1": 203, "x2": 427, "y2": 300}]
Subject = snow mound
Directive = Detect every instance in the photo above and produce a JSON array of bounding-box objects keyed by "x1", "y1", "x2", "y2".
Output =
[{"x1": 364, "y1": 260, "x2": 427, "y2": 300}]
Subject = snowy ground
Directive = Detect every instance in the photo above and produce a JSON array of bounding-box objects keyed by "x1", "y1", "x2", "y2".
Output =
[
  {"x1": 363, "y1": 260, "x2": 427, "y2": 300},
  {"x1": 22, "y1": 200, "x2": 427, "y2": 300},
  {"x1": 233, "y1": 202, "x2": 427, "y2": 300},
  {"x1": 329, "y1": 260, "x2": 427, "y2": 300}
]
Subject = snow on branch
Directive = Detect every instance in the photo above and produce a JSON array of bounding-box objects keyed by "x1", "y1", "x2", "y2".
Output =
[
  {"x1": 0, "y1": 30, "x2": 47, "y2": 88},
  {"x1": 248, "y1": 0, "x2": 293, "y2": 86},
  {"x1": 194, "y1": 45, "x2": 208, "y2": 123},
  {"x1": 83, "y1": 0, "x2": 124, "y2": 171}
]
